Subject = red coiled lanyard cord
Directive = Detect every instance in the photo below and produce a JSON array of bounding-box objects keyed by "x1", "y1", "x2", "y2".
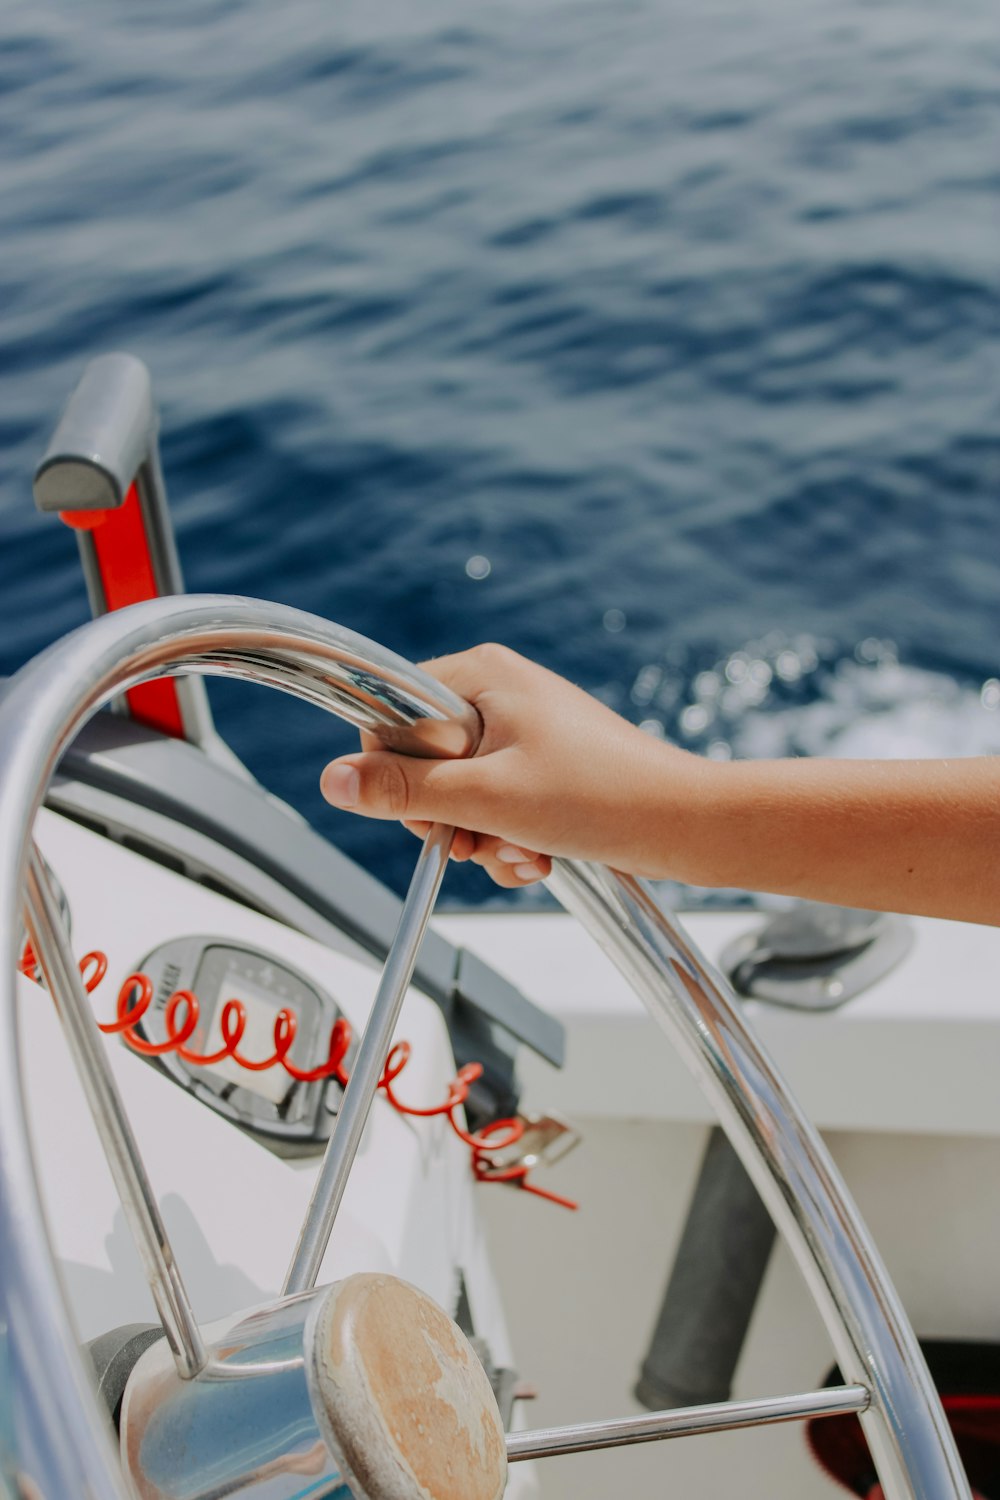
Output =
[{"x1": 19, "y1": 942, "x2": 577, "y2": 1211}]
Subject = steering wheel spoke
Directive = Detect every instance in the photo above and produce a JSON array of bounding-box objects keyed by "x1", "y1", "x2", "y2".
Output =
[
  {"x1": 283, "y1": 820, "x2": 456, "y2": 1296},
  {"x1": 23, "y1": 840, "x2": 208, "y2": 1380},
  {"x1": 506, "y1": 1382, "x2": 870, "y2": 1462}
]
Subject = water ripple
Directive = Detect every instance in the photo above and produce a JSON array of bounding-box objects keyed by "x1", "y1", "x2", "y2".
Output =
[{"x1": 1, "y1": 0, "x2": 997, "y2": 903}]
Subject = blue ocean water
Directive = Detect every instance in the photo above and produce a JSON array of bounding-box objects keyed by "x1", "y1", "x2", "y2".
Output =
[{"x1": 1, "y1": 0, "x2": 998, "y2": 902}]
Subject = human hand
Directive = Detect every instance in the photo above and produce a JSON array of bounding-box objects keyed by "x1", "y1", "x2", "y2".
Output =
[{"x1": 320, "y1": 644, "x2": 707, "y2": 888}]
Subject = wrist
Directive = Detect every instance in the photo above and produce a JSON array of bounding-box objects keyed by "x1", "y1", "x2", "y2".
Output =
[{"x1": 630, "y1": 742, "x2": 723, "y2": 884}]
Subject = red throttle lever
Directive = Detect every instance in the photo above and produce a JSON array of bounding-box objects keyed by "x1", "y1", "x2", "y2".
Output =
[{"x1": 33, "y1": 352, "x2": 215, "y2": 747}]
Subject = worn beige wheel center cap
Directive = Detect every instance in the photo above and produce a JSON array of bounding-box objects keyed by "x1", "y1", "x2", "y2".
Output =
[{"x1": 310, "y1": 1273, "x2": 508, "y2": 1500}]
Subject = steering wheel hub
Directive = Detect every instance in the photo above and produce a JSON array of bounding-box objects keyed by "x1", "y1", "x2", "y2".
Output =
[{"x1": 311, "y1": 1273, "x2": 507, "y2": 1500}]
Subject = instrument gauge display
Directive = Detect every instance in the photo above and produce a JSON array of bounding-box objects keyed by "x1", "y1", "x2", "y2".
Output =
[{"x1": 133, "y1": 936, "x2": 348, "y2": 1156}]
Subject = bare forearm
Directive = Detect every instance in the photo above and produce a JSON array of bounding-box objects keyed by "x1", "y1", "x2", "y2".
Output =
[
  {"x1": 659, "y1": 755, "x2": 1000, "y2": 926},
  {"x1": 320, "y1": 644, "x2": 1000, "y2": 926}
]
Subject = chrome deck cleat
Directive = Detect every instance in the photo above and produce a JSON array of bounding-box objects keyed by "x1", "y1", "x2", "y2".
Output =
[{"x1": 721, "y1": 901, "x2": 914, "y2": 1011}]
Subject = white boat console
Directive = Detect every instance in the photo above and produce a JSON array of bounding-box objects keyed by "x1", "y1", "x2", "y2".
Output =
[{"x1": 438, "y1": 906, "x2": 1000, "y2": 1139}]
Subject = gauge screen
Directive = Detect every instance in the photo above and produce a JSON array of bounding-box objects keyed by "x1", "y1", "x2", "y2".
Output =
[
  {"x1": 136, "y1": 936, "x2": 344, "y2": 1153},
  {"x1": 204, "y1": 971, "x2": 293, "y2": 1105}
]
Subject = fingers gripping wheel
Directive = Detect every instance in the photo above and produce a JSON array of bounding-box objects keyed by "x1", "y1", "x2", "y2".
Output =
[{"x1": 0, "y1": 595, "x2": 972, "y2": 1500}]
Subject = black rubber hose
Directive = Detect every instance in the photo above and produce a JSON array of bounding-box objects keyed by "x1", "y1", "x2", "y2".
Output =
[{"x1": 634, "y1": 1126, "x2": 777, "y2": 1410}]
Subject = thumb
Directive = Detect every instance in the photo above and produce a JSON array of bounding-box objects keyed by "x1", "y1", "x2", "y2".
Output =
[{"x1": 320, "y1": 750, "x2": 477, "y2": 824}]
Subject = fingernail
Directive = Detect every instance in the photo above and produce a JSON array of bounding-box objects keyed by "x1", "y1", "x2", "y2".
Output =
[
  {"x1": 514, "y1": 862, "x2": 543, "y2": 881},
  {"x1": 322, "y1": 764, "x2": 360, "y2": 808},
  {"x1": 497, "y1": 845, "x2": 529, "y2": 864}
]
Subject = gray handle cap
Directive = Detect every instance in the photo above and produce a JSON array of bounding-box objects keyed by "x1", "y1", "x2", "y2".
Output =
[{"x1": 34, "y1": 353, "x2": 155, "y2": 513}]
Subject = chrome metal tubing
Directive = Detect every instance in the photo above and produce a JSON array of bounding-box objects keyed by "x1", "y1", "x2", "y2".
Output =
[
  {"x1": 283, "y1": 819, "x2": 455, "y2": 1295},
  {"x1": 24, "y1": 844, "x2": 208, "y2": 1379},
  {"x1": 507, "y1": 1383, "x2": 870, "y2": 1462},
  {"x1": 545, "y1": 859, "x2": 970, "y2": 1500},
  {"x1": 0, "y1": 596, "x2": 479, "y2": 1500},
  {"x1": 119, "y1": 1287, "x2": 347, "y2": 1500}
]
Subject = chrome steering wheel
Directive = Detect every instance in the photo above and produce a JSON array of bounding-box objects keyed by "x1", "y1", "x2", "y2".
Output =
[{"x1": 0, "y1": 596, "x2": 970, "y2": 1500}]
